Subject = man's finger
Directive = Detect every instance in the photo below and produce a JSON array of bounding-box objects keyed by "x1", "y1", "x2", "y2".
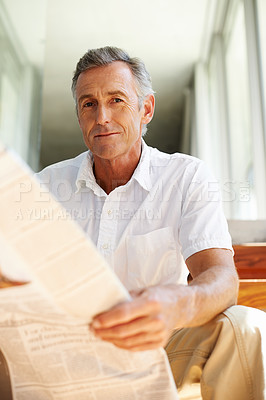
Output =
[
  {"x1": 91, "y1": 297, "x2": 160, "y2": 328},
  {"x1": 91, "y1": 315, "x2": 164, "y2": 339},
  {"x1": 100, "y1": 331, "x2": 166, "y2": 351}
]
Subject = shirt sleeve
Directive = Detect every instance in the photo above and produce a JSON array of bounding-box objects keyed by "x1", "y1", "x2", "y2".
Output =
[{"x1": 179, "y1": 160, "x2": 233, "y2": 261}]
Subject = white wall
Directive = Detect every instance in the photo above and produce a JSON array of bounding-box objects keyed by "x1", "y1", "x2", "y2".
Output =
[{"x1": 0, "y1": 0, "x2": 46, "y2": 171}]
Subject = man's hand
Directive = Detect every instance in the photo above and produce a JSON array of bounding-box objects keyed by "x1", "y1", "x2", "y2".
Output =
[
  {"x1": 90, "y1": 249, "x2": 238, "y2": 352},
  {"x1": 90, "y1": 285, "x2": 185, "y2": 351}
]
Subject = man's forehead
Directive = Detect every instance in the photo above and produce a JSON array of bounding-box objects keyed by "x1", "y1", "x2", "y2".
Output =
[{"x1": 76, "y1": 61, "x2": 137, "y2": 95}]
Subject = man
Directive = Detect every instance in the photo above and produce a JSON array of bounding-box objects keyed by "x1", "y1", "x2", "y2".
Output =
[{"x1": 38, "y1": 46, "x2": 265, "y2": 399}]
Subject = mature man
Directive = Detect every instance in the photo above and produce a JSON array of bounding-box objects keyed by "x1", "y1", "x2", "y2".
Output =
[{"x1": 38, "y1": 47, "x2": 265, "y2": 399}]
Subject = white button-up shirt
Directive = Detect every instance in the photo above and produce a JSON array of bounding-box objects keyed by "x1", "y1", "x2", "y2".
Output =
[{"x1": 37, "y1": 141, "x2": 232, "y2": 291}]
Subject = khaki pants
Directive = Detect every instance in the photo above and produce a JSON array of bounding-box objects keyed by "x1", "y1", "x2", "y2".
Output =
[{"x1": 165, "y1": 306, "x2": 266, "y2": 400}]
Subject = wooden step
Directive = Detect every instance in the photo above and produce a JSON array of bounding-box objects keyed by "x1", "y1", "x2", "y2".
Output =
[
  {"x1": 233, "y1": 244, "x2": 266, "y2": 278},
  {"x1": 238, "y1": 280, "x2": 266, "y2": 309},
  {"x1": 233, "y1": 244, "x2": 266, "y2": 310}
]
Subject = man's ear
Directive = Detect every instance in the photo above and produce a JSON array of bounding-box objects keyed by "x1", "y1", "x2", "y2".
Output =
[{"x1": 141, "y1": 94, "x2": 155, "y2": 124}]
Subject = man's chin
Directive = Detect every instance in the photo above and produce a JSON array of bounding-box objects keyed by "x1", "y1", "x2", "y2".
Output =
[{"x1": 91, "y1": 143, "x2": 126, "y2": 161}]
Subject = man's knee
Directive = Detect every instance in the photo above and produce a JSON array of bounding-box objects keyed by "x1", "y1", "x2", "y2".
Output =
[
  {"x1": 166, "y1": 305, "x2": 266, "y2": 389},
  {"x1": 221, "y1": 305, "x2": 266, "y2": 363},
  {"x1": 222, "y1": 305, "x2": 266, "y2": 338}
]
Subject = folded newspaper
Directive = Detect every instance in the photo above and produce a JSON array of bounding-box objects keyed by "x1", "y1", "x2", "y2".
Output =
[{"x1": 0, "y1": 143, "x2": 179, "y2": 399}]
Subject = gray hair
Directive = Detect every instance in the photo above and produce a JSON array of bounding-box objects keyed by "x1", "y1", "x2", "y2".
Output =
[{"x1": 71, "y1": 46, "x2": 155, "y2": 136}]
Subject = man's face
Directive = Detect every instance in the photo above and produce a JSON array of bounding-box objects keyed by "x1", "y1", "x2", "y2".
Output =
[{"x1": 76, "y1": 61, "x2": 154, "y2": 161}]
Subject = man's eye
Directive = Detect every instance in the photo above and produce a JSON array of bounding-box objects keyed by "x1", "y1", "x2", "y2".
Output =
[
  {"x1": 84, "y1": 102, "x2": 94, "y2": 107},
  {"x1": 113, "y1": 98, "x2": 122, "y2": 103}
]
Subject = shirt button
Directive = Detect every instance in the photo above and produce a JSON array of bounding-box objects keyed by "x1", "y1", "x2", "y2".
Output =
[
  {"x1": 102, "y1": 243, "x2": 109, "y2": 249},
  {"x1": 107, "y1": 209, "x2": 112, "y2": 215}
]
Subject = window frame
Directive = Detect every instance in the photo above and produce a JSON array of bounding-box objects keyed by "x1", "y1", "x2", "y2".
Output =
[{"x1": 192, "y1": 0, "x2": 266, "y2": 222}]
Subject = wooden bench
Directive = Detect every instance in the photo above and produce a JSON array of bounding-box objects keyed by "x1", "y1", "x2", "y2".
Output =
[{"x1": 234, "y1": 244, "x2": 266, "y2": 310}]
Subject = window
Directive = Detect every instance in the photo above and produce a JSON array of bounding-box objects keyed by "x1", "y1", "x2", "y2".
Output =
[
  {"x1": 192, "y1": 0, "x2": 266, "y2": 220},
  {"x1": 257, "y1": 0, "x2": 266, "y2": 104},
  {"x1": 224, "y1": 0, "x2": 255, "y2": 219},
  {"x1": 257, "y1": 0, "x2": 266, "y2": 145}
]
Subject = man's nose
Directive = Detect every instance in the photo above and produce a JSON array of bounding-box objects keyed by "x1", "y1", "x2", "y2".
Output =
[{"x1": 96, "y1": 104, "x2": 111, "y2": 125}]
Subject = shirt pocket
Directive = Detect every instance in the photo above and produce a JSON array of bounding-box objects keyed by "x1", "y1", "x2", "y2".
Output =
[{"x1": 125, "y1": 227, "x2": 179, "y2": 291}]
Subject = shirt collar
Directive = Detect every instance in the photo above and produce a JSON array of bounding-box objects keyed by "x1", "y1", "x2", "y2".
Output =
[
  {"x1": 75, "y1": 151, "x2": 102, "y2": 195},
  {"x1": 75, "y1": 139, "x2": 152, "y2": 194},
  {"x1": 131, "y1": 139, "x2": 152, "y2": 191}
]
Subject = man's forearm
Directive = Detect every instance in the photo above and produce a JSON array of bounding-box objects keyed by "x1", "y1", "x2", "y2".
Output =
[
  {"x1": 179, "y1": 265, "x2": 239, "y2": 328},
  {"x1": 183, "y1": 248, "x2": 239, "y2": 327}
]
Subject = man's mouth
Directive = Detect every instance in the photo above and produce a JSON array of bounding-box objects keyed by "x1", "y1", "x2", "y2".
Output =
[{"x1": 94, "y1": 132, "x2": 119, "y2": 138}]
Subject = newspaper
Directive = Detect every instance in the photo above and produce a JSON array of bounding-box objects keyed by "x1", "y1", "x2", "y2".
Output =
[
  {"x1": 0, "y1": 283, "x2": 178, "y2": 400},
  {"x1": 0, "y1": 144, "x2": 130, "y2": 320},
  {"x1": 0, "y1": 143, "x2": 179, "y2": 399}
]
